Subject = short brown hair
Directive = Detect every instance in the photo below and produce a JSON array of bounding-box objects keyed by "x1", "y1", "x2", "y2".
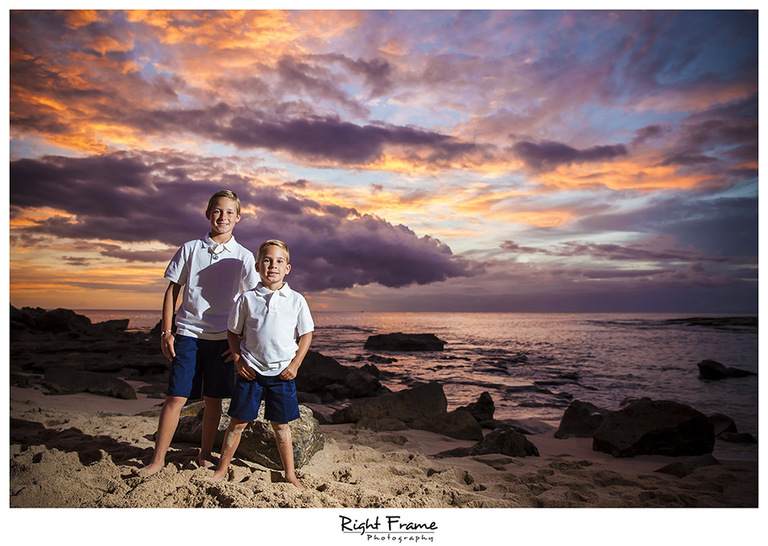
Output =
[
  {"x1": 258, "y1": 239, "x2": 290, "y2": 263},
  {"x1": 206, "y1": 190, "x2": 241, "y2": 216}
]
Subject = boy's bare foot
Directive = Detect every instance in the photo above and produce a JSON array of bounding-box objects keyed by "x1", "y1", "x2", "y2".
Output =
[
  {"x1": 288, "y1": 477, "x2": 306, "y2": 489},
  {"x1": 197, "y1": 453, "x2": 216, "y2": 469},
  {"x1": 210, "y1": 467, "x2": 232, "y2": 482},
  {"x1": 137, "y1": 461, "x2": 164, "y2": 477}
]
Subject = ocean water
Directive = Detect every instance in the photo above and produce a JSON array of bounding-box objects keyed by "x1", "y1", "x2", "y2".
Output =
[{"x1": 77, "y1": 310, "x2": 759, "y2": 434}]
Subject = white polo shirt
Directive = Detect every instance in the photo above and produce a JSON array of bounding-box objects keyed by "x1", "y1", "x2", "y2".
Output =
[
  {"x1": 164, "y1": 234, "x2": 258, "y2": 340},
  {"x1": 228, "y1": 282, "x2": 314, "y2": 376}
]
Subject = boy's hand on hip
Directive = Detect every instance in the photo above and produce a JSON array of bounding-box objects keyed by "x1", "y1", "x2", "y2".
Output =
[
  {"x1": 235, "y1": 359, "x2": 256, "y2": 380},
  {"x1": 279, "y1": 364, "x2": 298, "y2": 381}
]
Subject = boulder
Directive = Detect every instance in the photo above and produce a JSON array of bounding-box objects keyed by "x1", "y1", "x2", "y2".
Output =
[
  {"x1": 555, "y1": 400, "x2": 606, "y2": 439},
  {"x1": 412, "y1": 409, "x2": 484, "y2": 441},
  {"x1": 344, "y1": 369, "x2": 384, "y2": 398},
  {"x1": 654, "y1": 454, "x2": 721, "y2": 478},
  {"x1": 174, "y1": 401, "x2": 324, "y2": 469},
  {"x1": 697, "y1": 359, "x2": 756, "y2": 380},
  {"x1": 294, "y1": 351, "x2": 351, "y2": 393},
  {"x1": 435, "y1": 427, "x2": 540, "y2": 458},
  {"x1": 44, "y1": 368, "x2": 137, "y2": 399},
  {"x1": 332, "y1": 382, "x2": 447, "y2": 424},
  {"x1": 707, "y1": 413, "x2": 738, "y2": 437},
  {"x1": 457, "y1": 391, "x2": 495, "y2": 425},
  {"x1": 592, "y1": 399, "x2": 715, "y2": 457},
  {"x1": 364, "y1": 332, "x2": 446, "y2": 352},
  {"x1": 34, "y1": 308, "x2": 92, "y2": 334}
]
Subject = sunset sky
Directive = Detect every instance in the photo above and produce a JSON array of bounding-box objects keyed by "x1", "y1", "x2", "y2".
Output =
[{"x1": 8, "y1": 9, "x2": 759, "y2": 313}]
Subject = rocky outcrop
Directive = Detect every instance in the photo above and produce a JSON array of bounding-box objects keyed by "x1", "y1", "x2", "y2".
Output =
[
  {"x1": 592, "y1": 399, "x2": 715, "y2": 457},
  {"x1": 697, "y1": 359, "x2": 757, "y2": 380},
  {"x1": 412, "y1": 409, "x2": 484, "y2": 441},
  {"x1": 294, "y1": 351, "x2": 389, "y2": 402},
  {"x1": 555, "y1": 400, "x2": 606, "y2": 439},
  {"x1": 457, "y1": 391, "x2": 495, "y2": 426},
  {"x1": 44, "y1": 368, "x2": 137, "y2": 399},
  {"x1": 174, "y1": 401, "x2": 323, "y2": 469},
  {"x1": 364, "y1": 332, "x2": 446, "y2": 352},
  {"x1": 332, "y1": 382, "x2": 447, "y2": 424},
  {"x1": 435, "y1": 427, "x2": 540, "y2": 458}
]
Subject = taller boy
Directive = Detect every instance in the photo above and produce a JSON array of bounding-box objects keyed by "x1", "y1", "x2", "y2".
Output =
[{"x1": 141, "y1": 190, "x2": 258, "y2": 476}]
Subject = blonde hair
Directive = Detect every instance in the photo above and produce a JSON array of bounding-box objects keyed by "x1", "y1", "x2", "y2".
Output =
[
  {"x1": 206, "y1": 190, "x2": 241, "y2": 216},
  {"x1": 258, "y1": 239, "x2": 290, "y2": 263}
]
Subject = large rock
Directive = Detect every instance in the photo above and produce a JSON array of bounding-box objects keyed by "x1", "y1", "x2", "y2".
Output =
[
  {"x1": 364, "y1": 333, "x2": 446, "y2": 352},
  {"x1": 697, "y1": 359, "x2": 757, "y2": 380},
  {"x1": 294, "y1": 351, "x2": 350, "y2": 392},
  {"x1": 592, "y1": 399, "x2": 715, "y2": 457},
  {"x1": 435, "y1": 427, "x2": 540, "y2": 458},
  {"x1": 555, "y1": 400, "x2": 606, "y2": 439},
  {"x1": 411, "y1": 409, "x2": 484, "y2": 441},
  {"x1": 457, "y1": 391, "x2": 495, "y2": 425},
  {"x1": 31, "y1": 308, "x2": 92, "y2": 334},
  {"x1": 44, "y1": 368, "x2": 137, "y2": 399},
  {"x1": 332, "y1": 382, "x2": 447, "y2": 424},
  {"x1": 294, "y1": 351, "x2": 387, "y2": 401},
  {"x1": 175, "y1": 401, "x2": 324, "y2": 469}
]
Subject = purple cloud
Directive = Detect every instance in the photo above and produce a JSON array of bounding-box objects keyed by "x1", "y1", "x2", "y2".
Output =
[
  {"x1": 10, "y1": 151, "x2": 477, "y2": 291},
  {"x1": 512, "y1": 140, "x2": 627, "y2": 171}
]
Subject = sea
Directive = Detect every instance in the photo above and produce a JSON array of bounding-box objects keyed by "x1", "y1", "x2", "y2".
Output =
[{"x1": 77, "y1": 310, "x2": 759, "y2": 435}]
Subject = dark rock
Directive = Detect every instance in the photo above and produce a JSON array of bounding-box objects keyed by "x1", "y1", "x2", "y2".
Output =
[
  {"x1": 366, "y1": 355, "x2": 397, "y2": 365},
  {"x1": 345, "y1": 369, "x2": 383, "y2": 398},
  {"x1": 412, "y1": 409, "x2": 484, "y2": 441},
  {"x1": 297, "y1": 391, "x2": 323, "y2": 404},
  {"x1": 34, "y1": 308, "x2": 92, "y2": 333},
  {"x1": 332, "y1": 382, "x2": 447, "y2": 424},
  {"x1": 592, "y1": 399, "x2": 715, "y2": 457},
  {"x1": 707, "y1": 413, "x2": 738, "y2": 437},
  {"x1": 294, "y1": 351, "x2": 351, "y2": 393},
  {"x1": 174, "y1": 401, "x2": 324, "y2": 469},
  {"x1": 92, "y1": 319, "x2": 130, "y2": 332},
  {"x1": 435, "y1": 428, "x2": 539, "y2": 458},
  {"x1": 655, "y1": 454, "x2": 721, "y2": 478},
  {"x1": 457, "y1": 391, "x2": 495, "y2": 424},
  {"x1": 697, "y1": 359, "x2": 756, "y2": 380},
  {"x1": 44, "y1": 368, "x2": 137, "y2": 399},
  {"x1": 359, "y1": 363, "x2": 381, "y2": 376},
  {"x1": 364, "y1": 332, "x2": 446, "y2": 352},
  {"x1": 718, "y1": 432, "x2": 757, "y2": 444},
  {"x1": 356, "y1": 417, "x2": 408, "y2": 432},
  {"x1": 488, "y1": 418, "x2": 554, "y2": 435},
  {"x1": 555, "y1": 400, "x2": 606, "y2": 439}
]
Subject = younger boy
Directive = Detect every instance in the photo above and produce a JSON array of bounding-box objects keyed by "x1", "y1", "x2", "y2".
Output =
[
  {"x1": 212, "y1": 239, "x2": 314, "y2": 488},
  {"x1": 141, "y1": 190, "x2": 258, "y2": 476}
]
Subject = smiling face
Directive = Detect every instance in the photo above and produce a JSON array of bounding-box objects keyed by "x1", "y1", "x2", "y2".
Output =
[
  {"x1": 257, "y1": 243, "x2": 291, "y2": 291},
  {"x1": 206, "y1": 197, "x2": 241, "y2": 242}
]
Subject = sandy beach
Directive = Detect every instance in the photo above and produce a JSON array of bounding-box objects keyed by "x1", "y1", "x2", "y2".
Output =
[{"x1": 10, "y1": 382, "x2": 758, "y2": 510}]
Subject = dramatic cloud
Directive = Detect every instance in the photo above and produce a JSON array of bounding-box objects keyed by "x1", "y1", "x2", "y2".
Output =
[
  {"x1": 512, "y1": 141, "x2": 628, "y2": 171},
  {"x1": 8, "y1": 10, "x2": 757, "y2": 312},
  {"x1": 10, "y1": 152, "x2": 476, "y2": 292}
]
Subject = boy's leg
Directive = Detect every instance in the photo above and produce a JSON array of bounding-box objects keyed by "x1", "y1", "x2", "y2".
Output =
[
  {"x1": 140, "y1": 395, "x2": 188, "y2": 476},
  {"x1": 199, "y1": 396, "x2": 223, "y2": 467},
  {"x1": 211, "y1": 418, "x2": 249, "y2": 481},
  {"x1": 198, "y1": 339, "x2": 234, "y2": 467},
  {"x1": 271, "y1": 421, "x2": 304, "y2": 489}
]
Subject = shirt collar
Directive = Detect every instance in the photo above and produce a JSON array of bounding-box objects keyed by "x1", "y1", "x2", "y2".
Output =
[
  {"x1": 203, "y1": 233, "x2": 235, "y2": 255},
  {"x1": 255, "y1": 282, "x2": 292, "y2": 297}
]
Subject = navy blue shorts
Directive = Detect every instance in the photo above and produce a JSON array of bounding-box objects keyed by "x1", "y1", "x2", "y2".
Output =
[
  {"x1": 228, "y1": 373, "x2": 300, "y2": 424},
  {"x1": 166, "y1": 335, "x2": 234, "y2": 399}
]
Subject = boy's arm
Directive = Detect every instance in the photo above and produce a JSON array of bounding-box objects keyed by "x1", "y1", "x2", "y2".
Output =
[
  {"x1": 279, "y1": 331, "x2": 312, "y2": 381},
  {"x1": 160, "y1": 281, "x2": 181, "y2": 361},
  {"x1": 229, "y1": 329, "x2": 255, "y2": 380}
]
